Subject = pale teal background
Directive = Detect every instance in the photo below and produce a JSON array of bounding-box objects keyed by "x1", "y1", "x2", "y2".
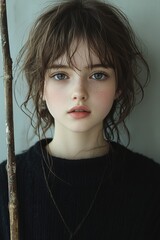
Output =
[{"x1": 0, "y1": 0, "x2": 160, "y2": 162}]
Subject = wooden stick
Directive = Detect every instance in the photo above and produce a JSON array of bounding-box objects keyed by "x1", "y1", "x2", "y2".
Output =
[{"x1": 0, "y1": 0, "x2": 19, "y2": 239}]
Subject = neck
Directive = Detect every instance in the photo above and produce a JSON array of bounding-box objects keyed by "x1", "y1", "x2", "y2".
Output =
[{"x1": 46, "y1": 127, "x2": 109, "y2": 160}]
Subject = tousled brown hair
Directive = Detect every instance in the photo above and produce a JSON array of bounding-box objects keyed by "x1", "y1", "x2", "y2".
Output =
[{"x1": 18, "y1": 0, "x2": 150, "y2": 142}]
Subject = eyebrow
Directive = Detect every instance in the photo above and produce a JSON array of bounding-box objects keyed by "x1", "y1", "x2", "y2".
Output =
[{"x1": 48, "y1": 63, "x2": 112, "y2": 70}]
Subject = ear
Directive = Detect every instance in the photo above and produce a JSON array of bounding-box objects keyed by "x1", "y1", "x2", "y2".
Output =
[
  {"x1": 42, "y1": 80, "x2": 46, "y2": 101},
  {"x1": 42, "y1": 92, "x2": 46, "y2": 101},
  {"x1": 114, "y1": 89, "x2": 121, "y2": 100}
]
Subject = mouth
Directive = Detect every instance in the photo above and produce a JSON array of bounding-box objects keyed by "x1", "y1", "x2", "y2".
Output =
[
  {"x1": 68, "y1": 106, "x2": 91, "y2": 119},
  {"x1": 68, "y1": 106, "x2": 91, "y2": 113}
]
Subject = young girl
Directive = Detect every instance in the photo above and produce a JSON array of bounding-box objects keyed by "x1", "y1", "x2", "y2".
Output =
[{"x1": 0, "y1": 0, "x2": 160, "y2": 239}]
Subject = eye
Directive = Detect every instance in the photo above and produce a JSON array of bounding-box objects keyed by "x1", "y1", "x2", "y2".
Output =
[
  {"x1": 51, "y1": 73, "x2": 68, "y2": 80},
  {"x1": 91, "y1": 72, "x2": 108, "y2": 80}
]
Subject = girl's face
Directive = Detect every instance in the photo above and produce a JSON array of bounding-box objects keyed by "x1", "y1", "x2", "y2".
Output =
[{"x1": 43, "y1": 41, "x2": 118, "y2": 134}]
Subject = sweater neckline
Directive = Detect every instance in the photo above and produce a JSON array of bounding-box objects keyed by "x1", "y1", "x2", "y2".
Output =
[
  {"x1": 33, "y1": 138, "x2": 114, "y2": 186},
  {"x1": 34, "y1": 138, "x2": 113, "y2": 164}
]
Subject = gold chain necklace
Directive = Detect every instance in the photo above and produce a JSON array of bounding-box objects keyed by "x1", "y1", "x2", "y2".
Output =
[{"x1": 41, "y1": 150, "x2": 110, "y2": 240}]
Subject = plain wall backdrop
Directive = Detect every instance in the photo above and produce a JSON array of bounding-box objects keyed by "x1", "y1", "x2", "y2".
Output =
[{"x1": 0, "y1": 0, "x2": 160, "y2": 162}]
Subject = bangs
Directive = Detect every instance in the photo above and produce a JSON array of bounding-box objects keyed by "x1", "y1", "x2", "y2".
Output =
[
  {"x1": 37, "y1": 3, "x2": 116, "y2": 71},
  {"x1": 47, "y1": 38, "x2": 115, "y2": 71}
]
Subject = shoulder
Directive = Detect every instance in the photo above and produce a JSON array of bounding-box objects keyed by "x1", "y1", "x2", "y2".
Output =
[
  {"x1": 111, "y1": 141, "x2": 160, "y2": 184},
  {"x1": 0, "y1": 139, "x2": 49, "y2": 177}
]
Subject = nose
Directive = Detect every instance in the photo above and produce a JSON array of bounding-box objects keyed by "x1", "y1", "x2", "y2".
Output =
[{"x1": 71, "y1": 81, "x2": 88, "y2": 101}]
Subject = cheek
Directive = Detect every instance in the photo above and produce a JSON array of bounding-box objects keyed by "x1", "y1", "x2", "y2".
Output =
[
  {"x1": 44, "y1": 87, "x2": 65, "y2": 115},
  {"x1": 95, "y1": 89, "x2": 116, "y2": 104},
  {"x1": 94, "y1": 88, "x2": 116, "y2": 117}
]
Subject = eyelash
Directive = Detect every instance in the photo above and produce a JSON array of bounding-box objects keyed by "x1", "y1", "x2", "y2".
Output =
[
  {"x1": 50, "y1": 73, "x2": 68, "y2": 81},
  {"x1": 49, "y1": 71, "x2": 109, "y2": 81},
  {"x1": 90, "y1": 72, "x2": 109, "y2": 80}
]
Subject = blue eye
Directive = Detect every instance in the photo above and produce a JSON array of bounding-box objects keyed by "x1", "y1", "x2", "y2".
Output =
[
  {"x1": 52, "y1": 73, "x2": 68, "y2": 80},
  {"x1": 91, "y1": 72, "x2": 108, "y2": 80}
]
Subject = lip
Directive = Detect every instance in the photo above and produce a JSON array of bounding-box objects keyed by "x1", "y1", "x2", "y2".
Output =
[
  {"x1": 67, "y1": 106, "x2": 91, "y2": 119},
  {"x1": 68, "y1": 105, "x2": 91, "y2": 113}
]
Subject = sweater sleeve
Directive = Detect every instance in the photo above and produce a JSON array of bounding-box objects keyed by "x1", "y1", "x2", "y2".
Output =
[
  {"x1": 134, "y1": 156, "x2": 160, "y2": 239},
  {"x1": 0, "y1": 161, "x2": 10, "y2": 240},
  {"x1": 145, "y1": 175, "x2": 160, "y2": 239}
]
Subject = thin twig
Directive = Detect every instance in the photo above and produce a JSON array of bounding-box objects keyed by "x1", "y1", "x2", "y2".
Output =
[{"x1": 0, "y1": 0, "x2": 19, "y2": 239}]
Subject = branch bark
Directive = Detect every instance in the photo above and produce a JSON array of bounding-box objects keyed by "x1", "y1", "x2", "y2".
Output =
[{"x1": 0, "y1": 0, "x2": 19, "y2": 239}]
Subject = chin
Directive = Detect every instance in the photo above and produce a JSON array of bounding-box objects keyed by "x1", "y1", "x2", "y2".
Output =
[{"x1": 67, "y1": 123, "x2": 102, "y2": 134}]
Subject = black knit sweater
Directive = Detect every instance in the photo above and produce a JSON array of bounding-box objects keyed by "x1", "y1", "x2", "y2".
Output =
[{"x1": 0, "y1": 139, "x2": 160, "y2": 240}]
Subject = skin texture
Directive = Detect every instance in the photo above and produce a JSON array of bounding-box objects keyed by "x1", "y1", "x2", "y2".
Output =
[{"x1": 43, "y1": 41, "x2": 118, "y2": 159}]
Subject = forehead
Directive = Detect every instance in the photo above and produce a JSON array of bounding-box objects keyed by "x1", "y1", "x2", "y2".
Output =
[{"x1": 53, "y1": 40, "x2": 101, "y2": 70}]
